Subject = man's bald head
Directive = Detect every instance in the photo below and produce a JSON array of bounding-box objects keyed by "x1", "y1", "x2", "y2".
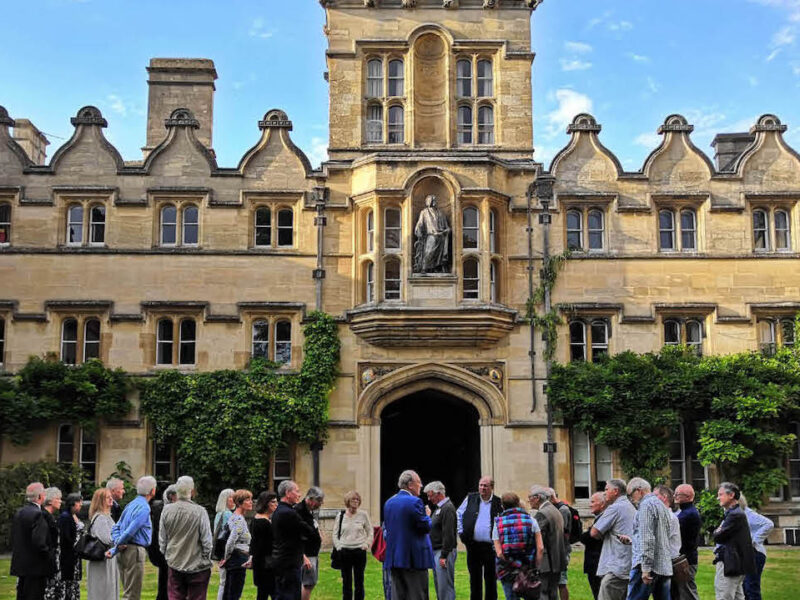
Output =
[{"x1": 674, "y1": 484, "x2": 695, "y2": 503}]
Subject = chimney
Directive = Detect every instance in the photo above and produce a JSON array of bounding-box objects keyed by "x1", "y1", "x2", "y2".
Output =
[
  {"x1": 711, "y1": 132, "x2": 755, "y2": 172},
  {"x1": 13, "y1": 119, "x2": 50, "y2": 165},
  {"x1": 143, "y1": 58, "x2": 217, "y2": 157}
]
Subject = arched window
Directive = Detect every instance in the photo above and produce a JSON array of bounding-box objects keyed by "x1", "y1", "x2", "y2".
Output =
[
  {"x1": 463, "y1": 258, "x2": 480, "y2": 300},
  {"x1": 664, "y1": 319, "x2": 681, "y2": 345},
  {"x1": 366, "y1": 210, "x2": 375, "y2": 252},
  {"x1": 569, "y1": 321, "x2": 586, "y2": 362},
  {"x1": 566, "y1": 210, "x2": 583, "y2": 251},
  {"x1": 680, "y1": 209, "x2": 696, "y2": 251},
  {"x1": 277, "y1": 209, "x2": 294, "y2": 247},
  {"x1": 179, "y1": 318, "x2": 196, "y2": 365},
  {"x1": 365, "y1": 262, "x2": 375, "y2": 303},
  {"x1": 85, "y1": 205, "x2": 104, "y2": 244},
  {"x1": 388, "y1": 59, "x2": 404, "y2": 97},
  {"x1": 0, "y1": 203, "x2": 10, "y2": 244},
  {"x1": 275, "y1": 321, "x2": 292, "y2": 364},
  {"x1": 462, "y1": 207, "x2": 479, "y2": 250},
  {"x1": 61, "y1": 318, "x2": 78, "y2": 364},
  {"x1": 775, "y1": 209, "x2": 791, "y2": 251},
  {"x1": 385, "y1": 258, "x2": 401, "y2": 301},
  {"x1": 590, "y1": 320, "x2": 608, "y2": 362},
  {"x1": 255, "y1": 207, "x2": 271, "y2": 247},
  {"x1": 489, "y1": 210, "x2": 497, "y2": 253},
  {"x1": 588, "y1": 209, "x2": 604, "y2": 250},
  {"x1": 366, "y1": 104, "x2": 383, "y2": 143},
  {"x1": 156, "y1": 318, "x2": 173, "y2": 365},
  {"x1": 252, "y1": 320, "x2": 269, "y2": 358},
  {"x1": 161, "y1": 205, "x2": 177, "y2": 245},
  {"x1": 477, "y1": 60, "x2": 493, "y2": 97},
  {"x1": 780, "y1": 318, "x2": 795, "y2": 348},
  {"x1": 457, "y1": 105, "x2": 473, "y2": 145},
  {"x1": 753, "y1": 209, "x2": 769, "y2": 251},
  {"x1": 477, "y1": 106, "x2": 494, "y2": 144},
  {"x1": 57, "y1": 424, "x2": 75, "y2": 464},
  {"x1": 182, "y1": 205, "x2": 199, "y2": 246},
  {"x1": 388, "y1": 106, "x2": 404, "y2": 144},
  {"x1": 686, "y1": 320, "x2": 703, "y2": 355},
  {"x1": 490, "y1": 261, "x2": 498, "y2": 303},
  {"x1": 367, "y1": 59, "x2": 383, "y2": 97},
  {"x1": 457, "y1": 59, "x2": 472, "y2": 97},
  {"x1": 83, "y1": 318, "x2": 100, "y2": 361},
  {"x1": 67, "y1": 204, "x2": 83, "y2": 245},
  {"x1": 385, "y1": 208, "x2": 401, "y2": 250},
  {"x1": 659, "y1": 209, "x2": 675, "y2": 251}
]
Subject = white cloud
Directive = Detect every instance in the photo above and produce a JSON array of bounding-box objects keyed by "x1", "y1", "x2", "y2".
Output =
[
  {"x1": 106, "y1": 94, "x2": 127, "y2": 117},
  {"x1": 772, "y1": 25, "x2": 796, "y2": 46},
  {"x1": 564, "y1": 41, "x2": 592, "y2": 54},
  {"x1": 646, "y1": 77, "x2": 660, "y2": 94},
  {"x1": 307, "y1": 136, "x2": 328, "y2": 168},
  {"x1": 634, "y1": 132, "x2": 661, "y2": 148},
  {"x1": 249, "y1": 17, "x2": 274, "y2": 39},
  {"x1": 608, "y1": 20, "x2": 633, "y2": 32},
  {"x1": 560, "y1": 59, "x2": 592, "y2": 72},
  {"x1": 544, "y1": 89, "x2": 593, "y2": 139},
  {"x1": 793, "y1": 62, "x2": 800, "y2": 75},
  {"x1": 628, "y1": 53, "x2": 650, "y2": 63},
  {"x1": 766, "y1": 48, "x2": 782, "y2": 61},
  {"x1": 586, "y1": 12, "x2": 633, "y2": 33}
]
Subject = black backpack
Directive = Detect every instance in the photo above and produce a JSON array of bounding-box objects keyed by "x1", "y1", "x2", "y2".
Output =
[{"x1": 555, "y1": 501, "x2": 583, "y2": 545}]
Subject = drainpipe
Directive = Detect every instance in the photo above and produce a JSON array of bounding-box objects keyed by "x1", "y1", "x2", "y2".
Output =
[
  {"x1": 526, "y1": 182, "x2": 538, "y2": 415},
  {"x1": 535, "y1": 174, "x2": 557, "y2": 489},
  {"x1": 311, "y1": 186, "x2": 328, "y2": 487}
]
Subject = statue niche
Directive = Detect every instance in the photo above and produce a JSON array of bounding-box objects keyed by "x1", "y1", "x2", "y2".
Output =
[
  {"x1": 412, "y1": 177, "x2": 452, "y2": 273},
  {"x1": 413, "y1": 33, "x2": 447, "y2": 147}
]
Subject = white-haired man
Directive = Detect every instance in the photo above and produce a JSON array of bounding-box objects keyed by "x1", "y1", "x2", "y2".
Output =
[
  {"x1": 384, "y1": 469, "x2": 434, "y2": 600},
  {"x1": 528, "y1": 485, "x2": 567, "y2": 600},
  {"x1": 109, "y1": 475, "x2": 158, "y2": 600},
  {"x1": 10, "y1": 482, "x2": 51, "y2": 600},
  {"x1": 160, "y1": 476, "x2": 213, "y2": 600},
  {"x1": 424, "y1": 481, "x2": 457, "y2": 600},
  {"x1": 107, "y1": 477, "x2": 125, "y2": 521},
  {"x1": 590, "y1": 478, "x2": 635, "y2": 600}
]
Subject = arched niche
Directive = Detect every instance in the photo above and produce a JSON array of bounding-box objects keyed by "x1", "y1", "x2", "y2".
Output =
[{"x1": 413, "y1": 32, "x2": 448, "y2": 147}]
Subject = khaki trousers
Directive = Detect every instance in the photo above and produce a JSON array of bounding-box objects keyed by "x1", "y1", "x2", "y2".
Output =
[
  {"x1": 714, "y1": 561, "x2": 744, "y2": 600},
  {"x1": 117, "y1": 544, "x2": 146, "y2": 600},
  {"x1": 598, "y1": 573, "x2": 629, "y2": 600}
]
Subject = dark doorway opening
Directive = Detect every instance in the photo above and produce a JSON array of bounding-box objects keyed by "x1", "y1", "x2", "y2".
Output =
[{"x1": 380, "y1": 389, "x2": 481, "y2": 516}]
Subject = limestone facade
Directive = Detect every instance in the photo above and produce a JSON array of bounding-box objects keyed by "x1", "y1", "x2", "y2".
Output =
[{"x1": 1, "y1": 0, "x2": 799, "y2": 541}]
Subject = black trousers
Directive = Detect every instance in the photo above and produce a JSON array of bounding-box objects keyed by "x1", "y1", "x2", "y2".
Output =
[
  {"x1": 390, "y1": 568, "x2": 429, "y2": 600},
  {"x1": 275, "y1": 567, "x2": 302, "y2": 600},
  {"x1": 586, "y1": 574, "x2": 602, "y2": 600},
  {"x1": 465, "y1": 542, "x2": 497, "y2": 600},
  {"x1": 156, "y1": 564, "x2": 169, "y2": 600},
  {"x1": 16, "y1": 576, "x2": 46, "y2": 600},
  {"x1": 339, "y1": 548, "x2": 367, "y2": 600}
]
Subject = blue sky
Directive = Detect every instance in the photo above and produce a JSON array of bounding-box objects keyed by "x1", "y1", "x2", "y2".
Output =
[{"x1": 2, "y1": 0, "x2": 799, "y2": 171}]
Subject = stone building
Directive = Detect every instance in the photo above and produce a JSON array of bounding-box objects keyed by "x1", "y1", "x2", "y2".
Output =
[{"x1": 1, "y1": 0, "x2": 799, "y2": 540}]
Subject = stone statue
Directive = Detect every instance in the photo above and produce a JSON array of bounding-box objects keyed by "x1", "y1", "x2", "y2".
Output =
[{"x1": 414, "y1": 194, "x2": 451, "y2": 273}]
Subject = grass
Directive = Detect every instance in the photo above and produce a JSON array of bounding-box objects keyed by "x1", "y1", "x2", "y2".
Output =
[{"x1": 1, "y1": 548, "x2": 798, "y2": 599}]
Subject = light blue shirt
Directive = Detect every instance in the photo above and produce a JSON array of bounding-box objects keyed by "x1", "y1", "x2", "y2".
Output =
[
  {"x1": 594, "y1": 495, "x2": 636, "y2": 579},
  {"x1": 457, "y1": 496, "x2": 493, "y2": 543},
  {"x1": 110, "y1": 495, "x2": 152, "y2": 556},
  {"x1": 745, "y1": 507, "x2": 774, "y2": 556}
]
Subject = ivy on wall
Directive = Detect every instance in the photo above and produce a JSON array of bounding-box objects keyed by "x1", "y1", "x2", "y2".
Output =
[
  {"x1": 139, "y1": 311, "x2": 340, "y2": 497},
  {"x1": 548, "y1": 340, "x2": 800, "y2": 507},
  {"x1": 525, "y1": 250, "x2": 571, "y2": 362},
  {"x1": 0, "y1": 358, "x2": 130, "y2": 444}
]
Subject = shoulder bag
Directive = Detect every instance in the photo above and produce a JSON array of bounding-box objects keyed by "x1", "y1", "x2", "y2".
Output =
[
  {"x1": 512, "y1": 565, "x2": 541, "y2": 600},
  {"x1": 330, "y1": 510, "x2": 346, "y2": 570},
  {"x1": 212, "y1": 517, "x2": 231, "y2": 562},
  {"x1": 75, "y1": 515, "x2": 110, "y2": 562},
  {"x1": 671, "y1": 554, "x2": 690, "y2": 584}
]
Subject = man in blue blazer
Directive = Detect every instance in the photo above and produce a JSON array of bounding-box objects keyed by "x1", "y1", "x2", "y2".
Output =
[{"x1": 384, "y1": 469, "x2": 435, "y2": 600}]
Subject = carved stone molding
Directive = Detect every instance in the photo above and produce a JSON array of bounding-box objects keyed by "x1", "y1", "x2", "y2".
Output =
[
  {"x1": 455, "y1": 363, "x2": 504, "y2": 389},
  {"x1": 364, "y1": 0, "x2": 376, "y2": 6},
  {"x1": 442, "y1": 0, "x2": 457, "y2": 7},
  {"x1": 567, "y1": 113, "x2": 601, "y2": 134},
  {"x1": 751, "y1": 114, "x2": 787, "y2": 134},
  {"x1": 402, "y1": 0, "x2": 416, "y2": 7},
  {"x1": 164, "y1": 108, "x2": 200, "y2": 129},
  {"x1": 258, "y1": 109, "x2": 293, "y2": 130},
  {"x1": 70, "y1": 106, "x2": 108, "y2": 128},
  {"x1": 359, "y1": 363, "x2": 409, "y2": 390},
  {"x1": 658, "y1": 114, "x2": 694, "y2": 134},
  {"x1": 0, "y1": 105, "x2": 15, "y2": 128},
  {"x1": 483, "y1": 0, "x2": 497, "y2": 8}
]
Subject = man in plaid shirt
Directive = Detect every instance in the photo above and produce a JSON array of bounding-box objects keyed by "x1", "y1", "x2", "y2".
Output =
[{"x1": 620, "y1": 478, "x2": 673, "y2": 600}]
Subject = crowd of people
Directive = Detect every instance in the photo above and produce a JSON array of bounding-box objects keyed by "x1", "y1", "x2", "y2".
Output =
[{"x1": 9, "y1": 471, "x2": 775, "y2": 600}]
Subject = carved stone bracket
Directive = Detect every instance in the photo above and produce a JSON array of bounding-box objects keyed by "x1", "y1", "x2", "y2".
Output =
[
  {"x1": 658, "y1": 114, "x2": 694, "y2": 134},
  {"x1": 164, "y1": 108, "x2": 200, "y2": 129},
  {"x1": 751, "y1": 114, "x2": 787, "y2": 134},
  {"x1": 70, "y1": 106, "x2": 108, "y2": 128}
]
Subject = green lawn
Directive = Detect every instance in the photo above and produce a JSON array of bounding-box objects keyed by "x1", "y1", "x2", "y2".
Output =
[{"x1": 1, "y1": 548, "x2": 797, "y2": 599}]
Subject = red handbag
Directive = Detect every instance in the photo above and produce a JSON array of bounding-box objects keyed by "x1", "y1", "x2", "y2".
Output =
[{"x1": 371, "y1": 525, "x2": 386, "y2": 562}]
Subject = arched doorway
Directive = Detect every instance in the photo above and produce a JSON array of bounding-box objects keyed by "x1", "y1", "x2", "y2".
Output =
[{"x1": 380, "y1": 389, "x2": 481, "y2": 513}]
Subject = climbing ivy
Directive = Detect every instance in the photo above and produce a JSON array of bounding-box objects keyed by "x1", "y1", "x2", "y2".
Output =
[
  {"x1": 139, "y1": 311, "x2": 340, "y2": 498},
  {"x1": 548, "y1": 340, "x2": 800, "y2": 506},
  {"x1": 525, "y1": 250, "x2": 571, "y2": 362},
  {"x1": 0, "y1": 357, "x2": 130, "y2": 444}
]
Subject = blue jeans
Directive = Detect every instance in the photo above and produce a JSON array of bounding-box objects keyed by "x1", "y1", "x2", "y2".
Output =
[
  {"x1": 500, "y1": 578, "x2": 517, "y2": 600},
  {"x1": 627, "y1": 565, "x2": 671, "y2": 600},
  {"x1": 743, "y1": 551, "x2": 766, "y2": 600}
]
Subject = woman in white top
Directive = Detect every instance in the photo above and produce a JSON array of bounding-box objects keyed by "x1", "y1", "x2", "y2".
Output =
[
  {"x1": 332, "y1": 490, "x2": 373, "y2": 600},
  {"x1": 86, "y1": 488, "x2": 119, "y2": 600}
]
